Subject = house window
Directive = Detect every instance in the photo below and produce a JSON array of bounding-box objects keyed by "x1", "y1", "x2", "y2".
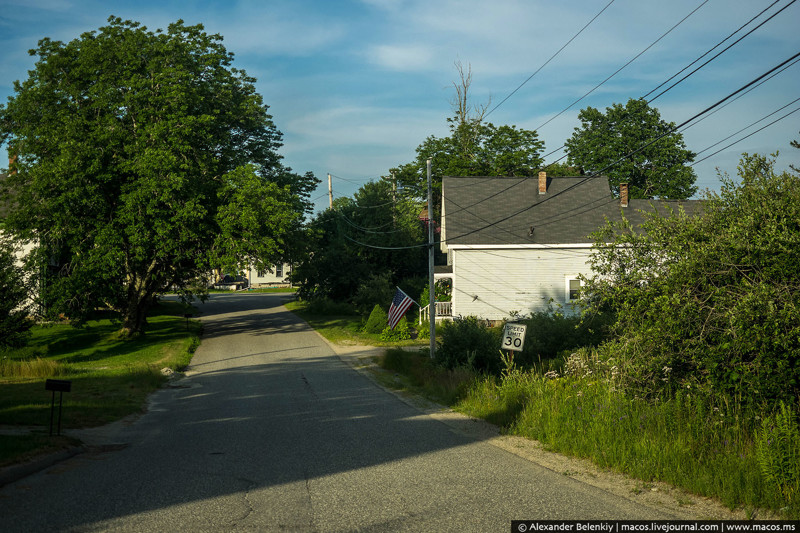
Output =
[
  {"x1": 257, "y1": 270, "x2": 266, "y2": 278},
  {"x1": 275, "y1": 264, "x2": 283, "y2": 277},
  {"x1": 565, "y1": 276, "x2": 582, "y2": 301}
]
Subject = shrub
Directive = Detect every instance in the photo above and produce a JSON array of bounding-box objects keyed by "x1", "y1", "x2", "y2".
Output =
[
  {"x1": 363, "y1": 304, "x2": 388, "y2": 334},
  {"x1": 380, "y1": 316, "x2": 411, "y2": 341},
  {"x1": 436, "y1": 316, "x2": 502, "y2": 374},
  {"x1": 303, "y1": 297, "x2": 356, "y2": 316},
  {"x1": 513, "y1": 310, "x2": 612, "y2": 368},
  {"x1": 417, "y1": 320, "x2": 430, "y2": 339},
  {"x1": 380, "y1": 347, "x2": 475, "y2": 405},
  {"x1": 420, "y1": 278, "x2": 452, "y2": 306},
  {"x1": 352, "y1": 272, "x2": 394, "y2": 316},
  {"x1": 583, "y1": 154, "x2": 800, "y2": 407}
]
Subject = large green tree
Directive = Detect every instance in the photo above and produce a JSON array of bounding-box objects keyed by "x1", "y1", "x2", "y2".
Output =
[
  {"x1": 0, "y1": 17, "x2": 312, "y2": 336},
  {"x1": 565, "y1": 98, "x2": 697, "y2": 199},
  {"x1": 294, "y1": 179, "x2": 426, "y2": 304}
]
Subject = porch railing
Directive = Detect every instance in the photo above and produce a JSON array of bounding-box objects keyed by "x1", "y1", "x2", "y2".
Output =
[{"x1": 419, "y1": 301, "x2": 452, "y2": 324}]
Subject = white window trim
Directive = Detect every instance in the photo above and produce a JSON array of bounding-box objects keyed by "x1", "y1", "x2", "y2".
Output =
[{"x1": 565, "y1": 275, "x2": 582, "y2": 302}]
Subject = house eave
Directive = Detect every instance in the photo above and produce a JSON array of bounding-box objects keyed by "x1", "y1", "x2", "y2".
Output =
[{"x1": 447, "y1": 243, "x2": 595, "y2": 250}]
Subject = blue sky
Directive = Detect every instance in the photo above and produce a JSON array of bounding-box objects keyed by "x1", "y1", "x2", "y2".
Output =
[{"x1": 1, "y1": 0, "x2": 798, "y2": 213}]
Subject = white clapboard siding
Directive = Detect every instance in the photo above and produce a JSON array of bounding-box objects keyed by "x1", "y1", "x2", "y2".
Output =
[
  {"x1": 451, "y1": 246, "x2": 593, "y2": 320},
  {"x1": 247, "y1": 262, "x2": 292, "y2": 287}
]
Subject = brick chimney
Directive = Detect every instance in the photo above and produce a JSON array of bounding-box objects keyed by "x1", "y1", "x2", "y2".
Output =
[
  {"x1": 620, "y1": 182, "x2": 629, "y2": 208},
  {"x1": 538, "y1": 171, "x2": 547, "y2": 195}
]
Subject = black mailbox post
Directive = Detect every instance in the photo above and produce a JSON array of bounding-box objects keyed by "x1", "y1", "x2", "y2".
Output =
[{"x1": 45, "y1": 379, "x2": 72, "y2": 436}]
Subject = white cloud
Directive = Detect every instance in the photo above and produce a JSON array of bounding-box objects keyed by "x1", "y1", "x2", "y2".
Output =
[
  {"x1": 283, "y1": 103, "x2": 445, "y2": 152},
  {"x1": 368, "y1": 44, "x2": 435, "y2": 71},
  {"x1": 208, "y1": 10, "x2": 347, "y2": 56}
]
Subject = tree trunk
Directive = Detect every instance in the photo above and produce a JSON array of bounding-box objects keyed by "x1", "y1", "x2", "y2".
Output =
[
  {"x1": 119, "y1": 296, "x2": 151, "y2": 337},
  {"x1": 118, "y1": 276, "x2": 156, "y2": 338}
]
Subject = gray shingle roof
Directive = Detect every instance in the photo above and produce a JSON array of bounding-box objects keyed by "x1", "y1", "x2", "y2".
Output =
[
  {"x1": 624, "y1": 199, "x2": 705, "y2": 229},
  {"x1": 442, "y1": 176, "x2": 703, "y2": 246}
]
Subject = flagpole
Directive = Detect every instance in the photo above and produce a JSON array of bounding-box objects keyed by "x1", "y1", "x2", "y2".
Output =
[{"x1": 427, "y1": 158, "x2": 435, "y2": 359}]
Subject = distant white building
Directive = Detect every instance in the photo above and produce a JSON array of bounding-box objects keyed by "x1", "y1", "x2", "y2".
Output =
[
  {"x1": 1, "y1": 170, "x2": 38, "y2": 309},
  {"x1": 245, "y1": 262, "x2": 292, "y2": 288}
]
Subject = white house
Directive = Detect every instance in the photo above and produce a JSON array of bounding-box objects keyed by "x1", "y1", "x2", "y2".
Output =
[
  {"x1": 438, "y1": 173, "x2": 701, "y2": 321},
  {"x1": 245, "y1": 262, "x2": 292, "y2": 288}
]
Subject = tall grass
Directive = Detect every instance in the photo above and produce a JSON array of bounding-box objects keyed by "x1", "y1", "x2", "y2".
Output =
[
  {"x1": 0, "y1": 357, "x2": 70, "y2": 379},
  {"x1": 377, "y1": 348, "x2": 800, "y2": 517},
  {"x1": 457, "y1": 365, "x2": 798, "y2": 516},
  {"x1": 380, "y1": 348, "x2": 474, "y2": 405}
]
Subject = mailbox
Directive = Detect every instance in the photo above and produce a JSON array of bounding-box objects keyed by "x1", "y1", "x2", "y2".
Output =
[
  {"x1": 45, "y1": 379, "x2": 72, "y2": 436},
  {"x1": 45, "y1": 379, "x2": 72, "y2": 392}
]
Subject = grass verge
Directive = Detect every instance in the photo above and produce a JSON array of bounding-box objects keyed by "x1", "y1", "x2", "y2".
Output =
[
  {"x1": 0, "y1": 300, "x2": 201, "y2": 466},
  {"x1": 284, "y1": 300, "x2": 427, "y2": 347},
  {"x1": 376, "y1": 348, "x2": 474, "y2": 406}
]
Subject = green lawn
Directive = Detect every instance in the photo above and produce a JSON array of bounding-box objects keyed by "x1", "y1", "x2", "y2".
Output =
[
  {"x1": 0, "y1": 300, "x2": 201, "y2": 466},
  {"x1": 284, "y1": 300, "x2": 427, "y2": 347}
]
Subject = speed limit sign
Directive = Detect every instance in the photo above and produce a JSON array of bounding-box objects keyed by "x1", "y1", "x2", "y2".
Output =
[{"x1": 501, "y1": 323, "x2": 527, "y2": 352}]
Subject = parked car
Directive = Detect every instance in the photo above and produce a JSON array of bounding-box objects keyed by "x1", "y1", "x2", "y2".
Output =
[{"x1": 212, "y1": 274, "x2": 248, "y2": 291}]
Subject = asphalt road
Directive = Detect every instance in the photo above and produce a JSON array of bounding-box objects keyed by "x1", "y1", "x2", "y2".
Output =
[{"x1": 0, "y1": 293, "x2": 677, "y2": 532}]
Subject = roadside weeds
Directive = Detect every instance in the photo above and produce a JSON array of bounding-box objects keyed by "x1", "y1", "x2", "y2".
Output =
[{"x1": 322, "y1": 338, "x2": 770, "y2": 521}]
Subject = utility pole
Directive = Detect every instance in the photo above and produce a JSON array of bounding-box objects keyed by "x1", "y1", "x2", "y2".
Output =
[
  {"x1": 427, "y1": 159, "x2": 435, "y2": 359},
  {"x1": 391, "y1": 171, "x2": 397, "y2": 227},
  {"x1": 328, "y1": 173, "x2": 333, "y2": 209}
]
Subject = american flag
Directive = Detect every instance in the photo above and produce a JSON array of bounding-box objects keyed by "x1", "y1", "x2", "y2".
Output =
[{"x1": 387, "y1": 287, "x2": 415, "y2": 330}]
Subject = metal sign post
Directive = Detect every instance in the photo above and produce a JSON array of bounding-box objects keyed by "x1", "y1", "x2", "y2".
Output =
[{"x1": 45, "y1": 379, "x2": 72, "y2": 436}]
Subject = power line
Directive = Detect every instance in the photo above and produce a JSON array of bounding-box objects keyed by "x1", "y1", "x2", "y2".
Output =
[
  {"x1": 642, "y1": 0, "x2": 783, "y2": 101},
  {"x1": 562, "y1": 51, "x2": 800, "y2": 177},
  {"x1": 678, "y1": 54, "x2": 800, "y2": 133},
  {"x1": 535, "y1": 0, "x2": 709, "y2": 132},
  {"x1": 344, "y1": 53, "x2": 800, "y2": 252},
  {"x1": 327, "y1": 5, "x2": 795, "y2": 223},
  {"x1": 695, "y1": 95, "x2": 800, "y2": 157},
  {"x1": 647, "y1": 0, "x2": 797, "y2": 103},
  {"x1": 484, "y1": 0, "x2": 616, "y2": 119},
  {"x1": 330, "y1": 173, "x2": 374, "y2": 184},
  {"x1": 538, "y1": 1, "x2": 792, "y2": 169},
  {"x1": 343, "y1": 174, "x2": 599, "y2": 251},
  {"x1": 692, "y1": 103, "x2": 800, "y2": 165},
  {"x1": 674, "y1": 52, "x2": 800, "y2": 131},
  {"x1": 337, "y1": 213, "x2": 399, "y2": 233},
  {"x1": 539, "y1": 53, "x2": 800, "y2": 173}
]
